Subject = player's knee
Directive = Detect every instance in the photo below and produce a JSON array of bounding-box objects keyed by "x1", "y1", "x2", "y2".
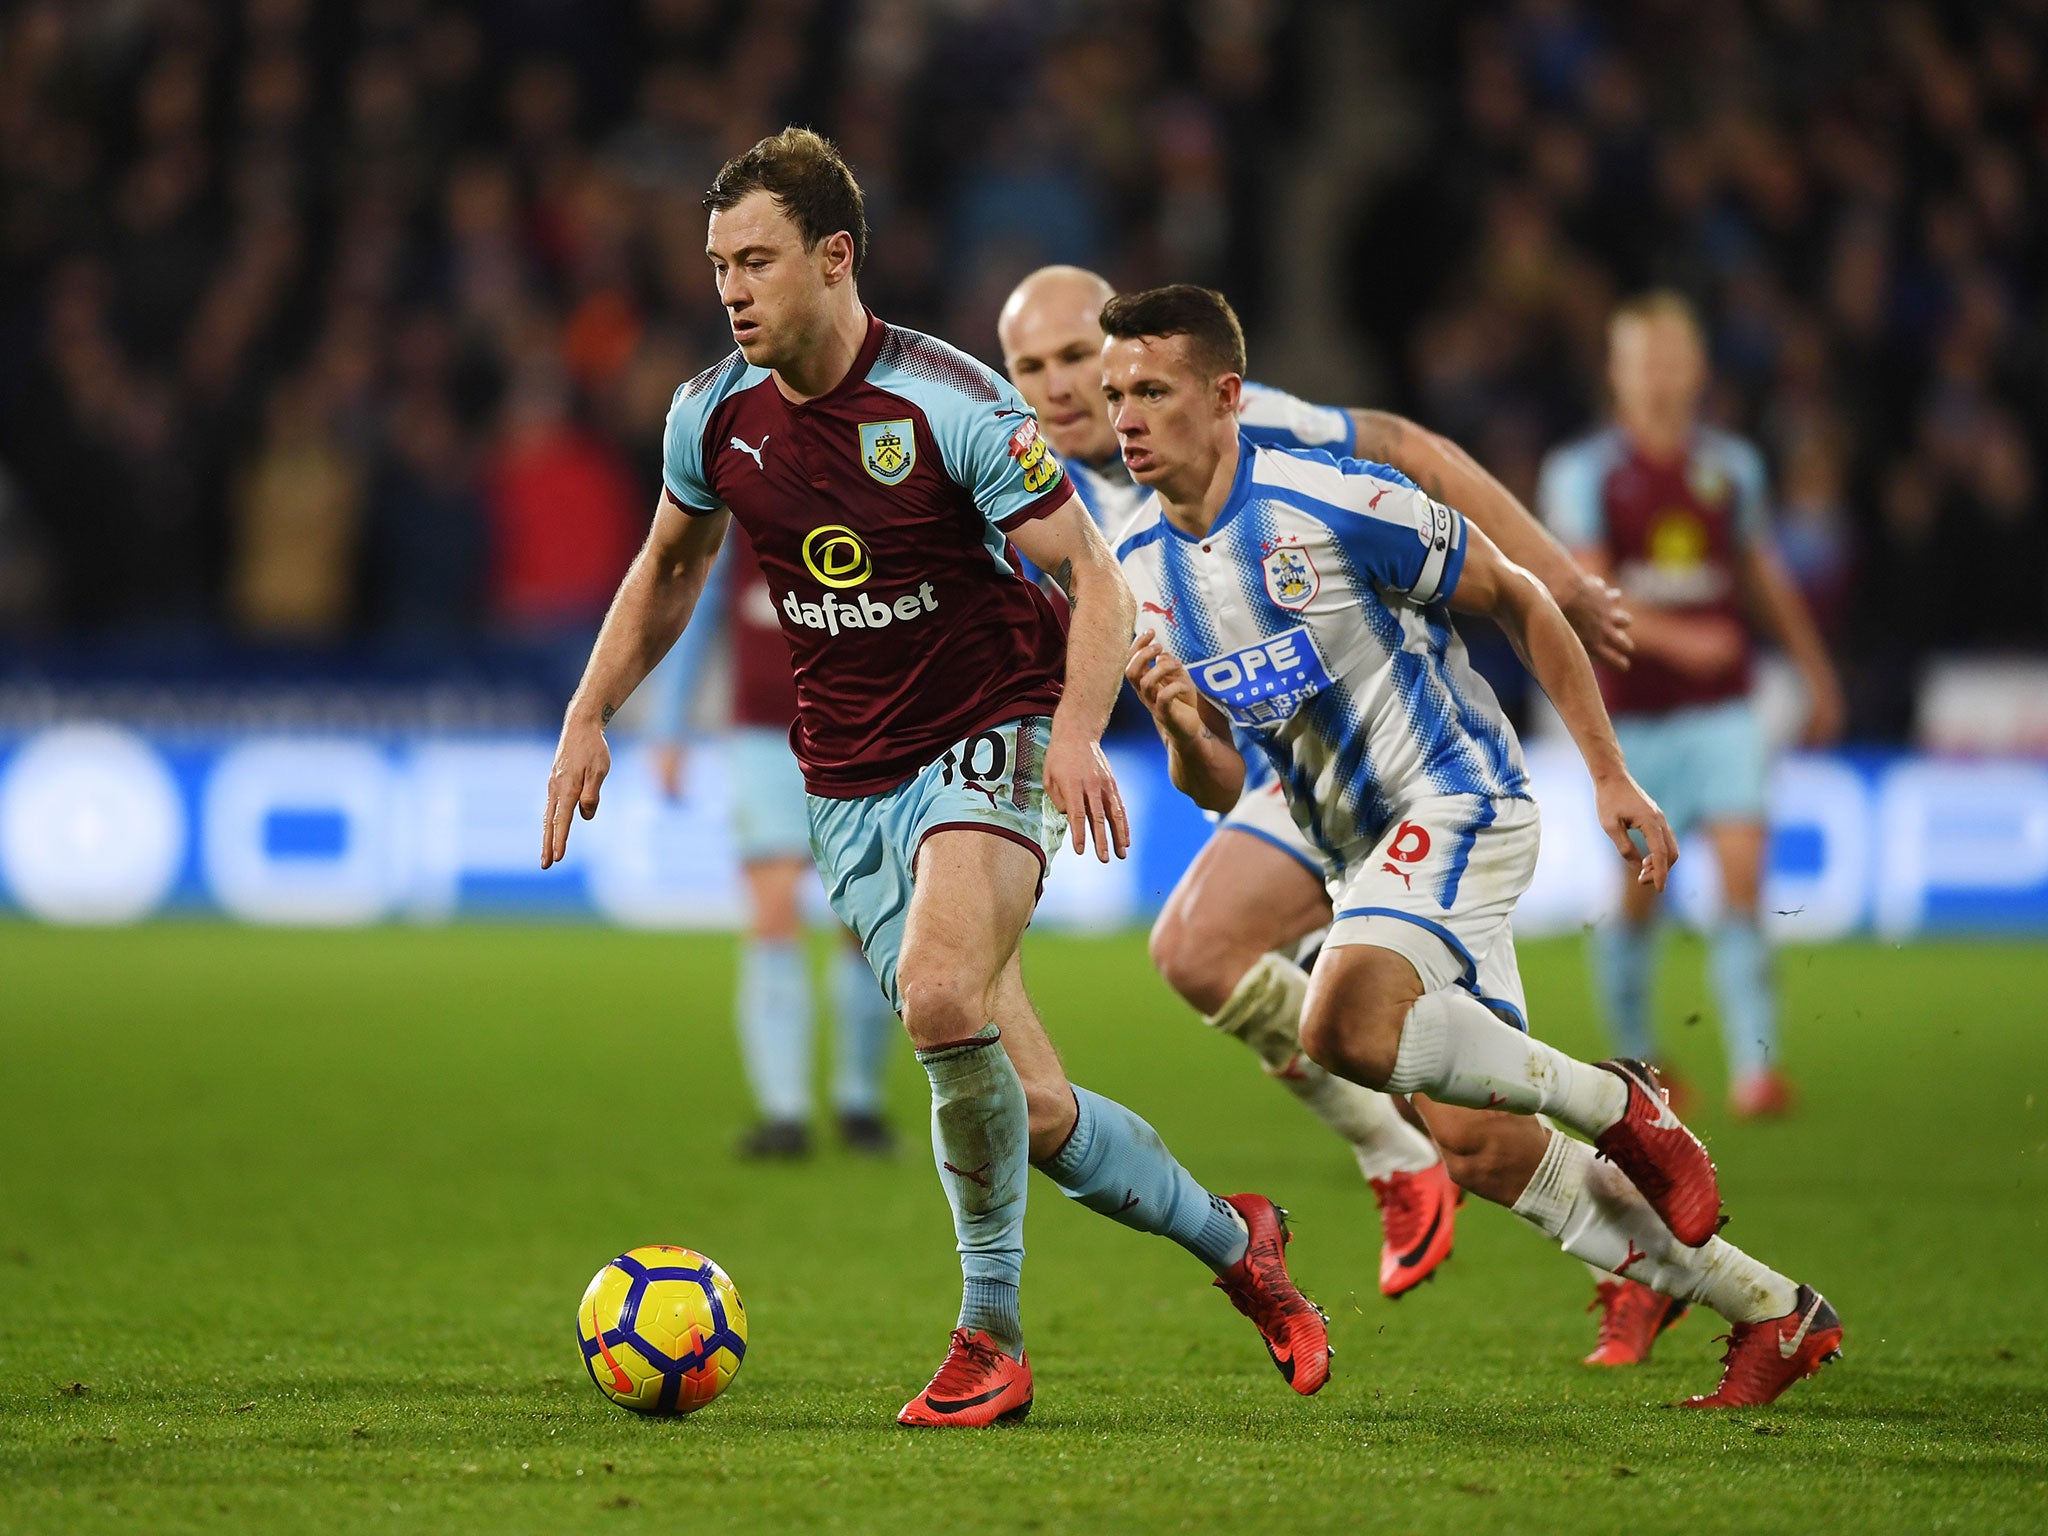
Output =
[
  {"x1": 895, "y1": 955, "x2": 986, "y2": 1047},
  {"x1": 1298, "y1": 998, "x2": 1405, "y2": 1091},
  {"x1": 1148, "y1": 909, "x2": 1227, "y2": 1013}
]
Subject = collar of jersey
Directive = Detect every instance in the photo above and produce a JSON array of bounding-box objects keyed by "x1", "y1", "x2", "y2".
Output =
[
  {"x1": 1159, "y1": 431, "x2": 1258, "y2": 545},
  {"x1": 781, "y1": 309, "x2": 886, "y2": 411}
]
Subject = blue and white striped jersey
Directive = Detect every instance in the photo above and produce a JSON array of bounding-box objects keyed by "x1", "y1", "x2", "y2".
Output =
[
  {"x1": 1069, "y1": 380, "x2": 1356, "y2": 539},
  {"x1": 1116, "y1": 436, "x2": 1530, "y2": 860}
]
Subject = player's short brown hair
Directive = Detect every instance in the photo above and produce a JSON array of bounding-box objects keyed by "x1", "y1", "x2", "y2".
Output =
[
  {"x1": 705, "y1": 126, "x2": 868, "y2": 278},
  {"x1": 1611, "y1": 288, "x2": 1705, "y2": 342},
  {"x1": 1099, "y1": 284, "x2": 1247, "y2": 381}
]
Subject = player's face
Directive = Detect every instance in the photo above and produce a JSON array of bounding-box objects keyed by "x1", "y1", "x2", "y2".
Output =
[
  {"x1": 706, "y1": 190, "x2": 839, "y2": 372},
  {"x1": 1000, "y1": 300, "x2": 1118, "y2": 465},
  {"x1": 1101, "y1": 334, "x2": 1237, "y2": 495},
  {"x1": 1608, "y1": 313, "x2": 1706, "y2": 430}
]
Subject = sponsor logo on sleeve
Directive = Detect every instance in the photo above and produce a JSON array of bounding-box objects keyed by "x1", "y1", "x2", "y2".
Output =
[
  {"x1": 1190, "y1": 625, "x2": 1333, "y2": 727},
  {"x1": 1416, "y1": 499, "x2": 1453, "y2": 552},
  {"x1": 1008, "y1": 418, "x2": 1062, "y2": 494},
  {"x1": 860, "y1": 420, "x2": 916, "y2": 485}
]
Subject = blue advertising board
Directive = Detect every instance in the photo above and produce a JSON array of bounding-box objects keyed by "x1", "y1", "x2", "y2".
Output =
[{"x1": 1, "y1": 726, "x2": 2045, "y2": 938}]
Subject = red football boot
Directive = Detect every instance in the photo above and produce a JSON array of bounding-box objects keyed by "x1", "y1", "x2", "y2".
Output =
[
  {"x1": 1583, "y1": 1277, "x2": 1689, "y2": 1366},
  {"x1": 1729, "y1": 1069, "x2": 1797, "y2": 1120},
  {"x1": 896, "y1": 1329, "x2": 1033, "y2": 1428},
  {"x1": 1371, "y1": 1161, "x2": 1459, "y2": 1298},
  {"x1": 1592, "y1": 1058, "x2": 1723, "y2": 1246},
  {"x1": 1682, "y1": 1286, "x2": 1843, "y2": 1408},
  {"x1": 1212, "y1": 1193, "x2": 1332, "y2": 1395}
]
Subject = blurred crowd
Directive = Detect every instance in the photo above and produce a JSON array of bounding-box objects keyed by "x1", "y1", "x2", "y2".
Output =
[
  {"x1": 0, "y1": 0, "x2": 1294, "y2": 646},
  {"x1": 0, "y1": 0, "x2": 2042, "y2": 743},
  {"x1": 1363, "y1": 0, "x2": 2047, "y2": 735}
]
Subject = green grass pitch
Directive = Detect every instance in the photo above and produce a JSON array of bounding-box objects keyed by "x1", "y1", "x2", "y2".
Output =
[{"x1": 2, "y1": 924, "x2": 2044, "y2": 1534}]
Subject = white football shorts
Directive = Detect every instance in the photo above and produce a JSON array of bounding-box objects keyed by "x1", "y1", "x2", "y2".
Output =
[{"x1": 1324, "y1": 793, "x2": 1539, "y2": 1031}]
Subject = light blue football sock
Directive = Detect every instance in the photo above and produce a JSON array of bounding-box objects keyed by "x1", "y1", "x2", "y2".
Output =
[
  {"x1": 1590, "y1": 918, "x2": 1659, "y2": 1062},
  {"x1": 737, "y1": 938, "x2": 812, "y2": 1124},
  {"x1": 915, "y1": 1026, "x2": 1028, "y2": 1355},
  {"x1": 1036, "y1": 1085, "x2": 1249, "y2": 1273},
  {"x1": 1709, "y1": 915, "x2": 1777, "y2": 1080},
  {"x1": 829, "y1": 945, "x2": 895, "y2": 1116}
]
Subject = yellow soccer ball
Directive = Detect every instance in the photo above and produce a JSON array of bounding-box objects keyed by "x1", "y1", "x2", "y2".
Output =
[{"x1": 576, "y1": 1245, "x2": 747, "y2": 1415}]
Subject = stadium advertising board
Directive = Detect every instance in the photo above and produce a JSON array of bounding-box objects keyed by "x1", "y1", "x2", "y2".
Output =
[{"x1": 0, "y1": 727, "x2": 2044, "y2": 937}]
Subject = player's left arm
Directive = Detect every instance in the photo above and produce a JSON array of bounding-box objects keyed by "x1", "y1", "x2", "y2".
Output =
[
  {"x1": 1010, "y1": 492, "x2": 1136, "y2": 862},
  {"x1": 1736, "y1": 542, "x2": 1846, "y2": 749},
  {"x1": 1352, "y1": 408, "x2": 1633, "y2": 669},
  {"x1": 1449, "y1": 524, "x2": 1678, "y2": 891}
]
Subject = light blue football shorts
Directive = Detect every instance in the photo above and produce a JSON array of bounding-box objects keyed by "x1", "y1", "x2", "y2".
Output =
[
  {"x1": 1612, "y1": 697, "x2": 1768, "y2": 836},
  {"x1": 729, "y1": 726, "x2": 813, "y2": 862},
  {"x1": 805, "y1": 715, "x2": 1067, "y2": 1015}
]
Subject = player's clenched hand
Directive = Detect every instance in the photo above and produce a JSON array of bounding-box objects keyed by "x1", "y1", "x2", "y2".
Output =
[
  {"x1": 1561, "y1": 571, "x2": 1634, "y2": 671},
  {"x1": 543, "y1": 713, "x2": 611, "y2": 869},
  {"x1": 1125, "y1": 630, "x2": 1207, "y2": 744},
  {"x1": 1043, "y1": 727, "x2": 1130, "y2": 864},
  {"x1": 1594, "y1": 769, "x2": 1679, "y2": 892}
]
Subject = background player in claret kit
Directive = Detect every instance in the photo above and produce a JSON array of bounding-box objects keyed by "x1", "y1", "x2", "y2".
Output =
[
  {"x1": 997, "y1": 264, "x2": 1635, "y2": 1298},
  {"x1": 642, "y1": 525, "x2": 897, "y2": 1160},
  {"x1": 542, "y1": 131, "x2": 1330, "y2": 1428},
  {"x1": 1540, "y1": 293, "x2": 1846, "y2": 1123},
  {"x1": 1107, "y1": 285, "x2": 1844, "y2": 1410}
]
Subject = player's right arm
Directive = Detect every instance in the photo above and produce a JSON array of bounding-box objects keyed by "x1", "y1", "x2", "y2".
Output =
[
  {"x1": 1447, "y1": 523, "x2": 1677, "y2": 891},
  {"x1": 1124, "y1": 630, "x2": 1244, "y2": 814},
  {"x1": 543, "y1": 495, "x2": 730, "y2": 868},
  {"x1": 1355, "y1": 408, "x2": 1633, "y2": 669}
]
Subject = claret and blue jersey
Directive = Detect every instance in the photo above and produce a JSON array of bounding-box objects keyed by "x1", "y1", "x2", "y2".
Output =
[
  {"x1": 661, "y1": 312, "x2": 1072, "y2": 798},
  {"x1": 1116, "y1": 436, "x2": 1530, "y2": 863}
]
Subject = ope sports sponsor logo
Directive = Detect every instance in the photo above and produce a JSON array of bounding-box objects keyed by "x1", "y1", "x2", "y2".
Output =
[{"x1": 1191, "y1": 625, "x2": 1333, "y2": 727}]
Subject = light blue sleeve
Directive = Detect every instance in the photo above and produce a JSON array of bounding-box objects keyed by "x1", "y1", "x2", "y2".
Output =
[
  {"x1": 641, "y1": 549, "x2": 732, "y2": 739},
  {"x1": 923, "y1": 375, "x2": 1069, "y2": 531},
  {"x1": 1537, "y1": 439, "x2": 1607, "y2": 550},
  {"x1": 1311, "y1": 455, "x2": 1467, "y2": 605},
  {"x1": 1720, "y1": 435, "x2": 1772, "y2": 546},
  {"x1": 660, "y1": 383, "x2": 719, "y2": 512},
  {"x1": 1238, "y1": 380, "x2": 1356, "y2": 455}
]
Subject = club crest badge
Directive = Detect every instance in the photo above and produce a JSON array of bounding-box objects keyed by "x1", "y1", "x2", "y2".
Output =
[
  {"x1": 860, "y1": 419, "x2": 915, "y2": 486},
  {"x1": 1262, "y1": 543, "x2": 1320, "y2": 610}
]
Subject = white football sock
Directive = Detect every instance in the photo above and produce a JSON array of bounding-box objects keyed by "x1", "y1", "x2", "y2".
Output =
[
  {"x1": 1383, "y1": 988, "x2": 1627, "y2": 1137},
  {"x1": 1511, "y1": 1130, "x2": 1797, "y2": 1325},
  {"x1": 1207, "y1": 954, "x2": 1438, "y2": 1180}
]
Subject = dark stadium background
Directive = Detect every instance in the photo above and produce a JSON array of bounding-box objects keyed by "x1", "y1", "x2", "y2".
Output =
[{"x1": 2, "y1": 0, "x2": 2041, "y2": 721}]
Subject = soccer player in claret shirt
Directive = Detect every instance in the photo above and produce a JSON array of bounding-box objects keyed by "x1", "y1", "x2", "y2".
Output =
[
  {"x1": 1538, "y1": 292, "x2": 1844, "y2": 1365},
  {"x1": 543, "y1": 130, "x2": 1329, "y2": 1427},
  {"x1": 642, "y1": 524, "x2": 897, "y2": 1159},
  {"x1": 1540, "y1": 293, "x2": 1845, "y2": 1120},
  {"x1": 999, "y1": 265, "x2": 1634, "y2": 1300},
  {"x1": 1107, "y1": 284, "x2": 1842, "y2": 1409}
]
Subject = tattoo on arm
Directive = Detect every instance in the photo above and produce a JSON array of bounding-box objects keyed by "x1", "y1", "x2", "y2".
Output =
[
  {"x1": 1051, "y1": 558, "x2": 1076, "y2": 601},
  {"x1": 600, "y1": 704, "x2": 617, "y2": 727}
]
